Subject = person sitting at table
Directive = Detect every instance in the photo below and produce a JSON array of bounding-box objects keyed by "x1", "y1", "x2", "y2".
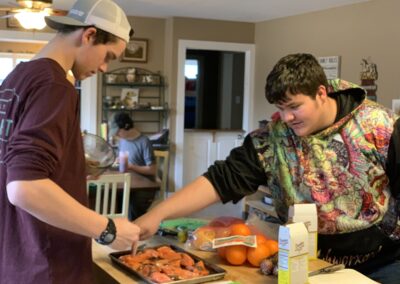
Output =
[{"x1": 110, "y1": 111, "x2": 157, "y2": 220}]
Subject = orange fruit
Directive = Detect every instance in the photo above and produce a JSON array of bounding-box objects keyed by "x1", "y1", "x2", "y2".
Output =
[
  {"x1": 229, "y1": 223, "x2": 251, "y2": 236},
  {"x1": 247, "y1": 243, "x2": 272, "y2": 267},
  {"x1": 265, "y1": 239, "x2": 279, "y2": 256},
  {"x1": 255, "y1": 234, "x2": 268, "y2": 245},
  {"x1": 215, "y1": 227, "x2": 231, "y2": 238},
  {"x1": 225, "y1": 245, "x2": 247, "y2": 265},
  {"x1": 193, "y1": 227, "x2": 216, "y2": 249},
  {"x1": 217, "y1": 247, "x2": 226, "y2": 259}
]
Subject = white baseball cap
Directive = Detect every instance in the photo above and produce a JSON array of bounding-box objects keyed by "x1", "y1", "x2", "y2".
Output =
[{"x1": 45, "y1": 0, "x2": 133, "y2": 42}]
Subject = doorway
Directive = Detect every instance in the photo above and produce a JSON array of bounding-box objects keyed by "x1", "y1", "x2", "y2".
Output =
[
  {"x1": 175, "y1": 40, "x2": 255, "y2": 190},
  {"x1": 184, "y1": 49, "x2": 245, "y2": 130}
]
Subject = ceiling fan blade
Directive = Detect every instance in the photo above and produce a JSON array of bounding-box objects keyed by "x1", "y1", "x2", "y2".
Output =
[
  {"x1": 17, "y1": 0, "x2": 52, "y2": 10},
  {"x1": 43, "y1": 7, "x2": 67, "y2": 16},
  {"x1": 0, "y1": 13, "x2": 16, "y2": 19}
]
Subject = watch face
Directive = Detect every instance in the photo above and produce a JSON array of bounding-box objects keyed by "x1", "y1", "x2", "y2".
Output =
[{"x1": 104, "y1": 233, "x2": 115, "y2": 243}]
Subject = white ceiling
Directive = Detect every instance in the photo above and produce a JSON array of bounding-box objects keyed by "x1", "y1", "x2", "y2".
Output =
[{"x1": 1, "y1": 0, "x2": 370, "y2": 22}]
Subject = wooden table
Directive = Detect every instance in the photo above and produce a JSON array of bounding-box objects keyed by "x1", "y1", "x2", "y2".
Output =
[
  {"x1": 92, "y1": 235, "x2": 332, "y2": 284},
  {"x1": 104, "y1": 169, "x2": 160, "y2": 191}
]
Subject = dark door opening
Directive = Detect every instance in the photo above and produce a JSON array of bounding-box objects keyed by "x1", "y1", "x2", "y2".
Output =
[{"x1": 184, "y1": 49, "x2": 245, "y2": 130}]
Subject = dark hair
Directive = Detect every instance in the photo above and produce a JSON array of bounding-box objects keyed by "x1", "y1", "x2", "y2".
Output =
[
  {"x1": 114, "y1": 112, "x2": 134, "y2": 130},
  {"x1": 265, "y1": 53, "x2": 328, "y2": 104},
  {"x1": 55, "y1": 24, "x2": 121, "y2": 45}
]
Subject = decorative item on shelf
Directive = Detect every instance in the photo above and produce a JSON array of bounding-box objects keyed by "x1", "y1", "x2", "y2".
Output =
[
  {"x1": 105, "y1": 74, "x2": 117, "y2": 84},
  {"x1": 110, "y1": 97, "x2": 122, "y2": 109},
  {"x1": 103, "y1": 96, "x2": 113, "y2": 108},
  {"x1": 137, "y1": 102, "x2": 152, "y2": 109},
  {"x1": 151, "y1": 106, "x2": 164, "y2": 110},
  {"x1": 102, "y1": 67, "x2": 166, "y2": 136},
  {"x1": 126, "y1": 68, "x2": 136, "y2": 83},
  {"x1": 120, "y1": 88, "x2": 139, "y2": 109},
  {"x1": 121, "y1": 38, "x2": 148, "y2": 63},
  {"x1": 360, "y1": 57, "x2": 378, "y2": 101}
]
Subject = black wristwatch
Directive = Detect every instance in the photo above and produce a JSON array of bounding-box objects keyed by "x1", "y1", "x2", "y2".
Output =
[{"x1": 96, "y1": 218, "x2": 116, "y2": 245}]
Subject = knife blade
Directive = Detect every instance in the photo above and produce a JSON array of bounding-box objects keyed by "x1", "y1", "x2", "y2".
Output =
[
  {"x1": 131, "y1": 243, "x2": 146, "y2": 256},
  {"x1": 309, "y1": 263, "x2": 345, "y2": 276}
]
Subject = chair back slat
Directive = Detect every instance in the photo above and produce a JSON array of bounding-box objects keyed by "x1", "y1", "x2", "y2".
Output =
[
  {"x1": 87, "y1": 173, "x2": 131, "y2": 218},
  {"x1": 152, "y1": 150, "x2": 169, "y2": 206}
]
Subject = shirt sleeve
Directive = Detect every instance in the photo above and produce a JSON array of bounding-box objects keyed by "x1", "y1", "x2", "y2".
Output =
[
  {"x1": 386, "y1": 117, "x2": 400, "y2": 199},
  {"x1": 5, "y1": 82, "x2": 77, "y2": 183},
  {"x1": 143, "y1": 137, "x2": 155, "y2": 166},
  {"x1": 203, "y1": 134, "x2": 267, "y2": 204}
]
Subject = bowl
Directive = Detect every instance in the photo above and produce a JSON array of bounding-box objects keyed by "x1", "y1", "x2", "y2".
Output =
[{"x1": 83, "y1": 132, "x2": 116, "y2": 176}]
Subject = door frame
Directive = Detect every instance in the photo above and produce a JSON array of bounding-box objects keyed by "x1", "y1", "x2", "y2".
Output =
[{"x1": 175, "y1": 40, "x2": 255, "y2": 189}]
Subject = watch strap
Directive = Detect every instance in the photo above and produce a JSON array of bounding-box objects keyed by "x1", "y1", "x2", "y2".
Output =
[{"x1": 95, "y1": 218, "x2": 116, "y2": 245}]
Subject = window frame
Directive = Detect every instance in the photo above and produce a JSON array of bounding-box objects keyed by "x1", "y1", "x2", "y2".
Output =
[{"x1": 0, "y1": 52, "x2": 34, "y2": 83}]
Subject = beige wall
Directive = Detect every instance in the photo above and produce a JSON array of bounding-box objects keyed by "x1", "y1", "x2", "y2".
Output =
[
  {"x1": 107, "y1": 16, "x2": 166, "y2": 73},
  {"x1": 253, "y1": 0, "x2": 400, "y2": 125}
]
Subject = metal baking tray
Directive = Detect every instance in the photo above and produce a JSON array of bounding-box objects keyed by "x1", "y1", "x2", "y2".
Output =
[{"x1": 109, "y1": 244, "x2": 226, "y2": 284}]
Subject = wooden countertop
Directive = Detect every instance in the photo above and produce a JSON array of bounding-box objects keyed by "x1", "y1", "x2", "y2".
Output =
[
  {"x1": 92, "y1": 235, "x2": 332, "y2": 284},
  {"x1": 103, "y1": 169, "x2": 160, "y2": 191}
]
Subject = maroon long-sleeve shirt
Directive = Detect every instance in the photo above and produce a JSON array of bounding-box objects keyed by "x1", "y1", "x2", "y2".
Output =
[{"x1": 0, "y1": 58, "x2": 93, "y2": 283}]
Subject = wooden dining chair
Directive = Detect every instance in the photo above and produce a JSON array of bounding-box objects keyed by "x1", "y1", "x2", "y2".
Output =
[
  {"x1": 87, "y1": 173, "x2": 131, "y2": 218},
  {"x1": 153, "y1": 150, "x2": 170, "y2": 203}
]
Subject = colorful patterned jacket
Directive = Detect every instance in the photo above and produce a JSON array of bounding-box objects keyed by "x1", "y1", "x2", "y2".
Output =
[
  {"x1": 205, "y1": 79, "x2": 400, "y2": 270},
  {"x1": 251, "y1": 79, "x2": 398, "y2": 234}
]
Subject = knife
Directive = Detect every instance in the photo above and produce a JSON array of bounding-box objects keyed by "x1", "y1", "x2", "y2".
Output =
[
  {"x1": 131, "y1": 243, "x2": 146, "y2": 256},
  {"x1": 309, "y1": 263, "x2": 345, "y2": 276}
]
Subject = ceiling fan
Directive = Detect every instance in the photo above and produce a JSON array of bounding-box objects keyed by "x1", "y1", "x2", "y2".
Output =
[{"x1": 0, "y1": 0, "x2": 67, "y2": 30}]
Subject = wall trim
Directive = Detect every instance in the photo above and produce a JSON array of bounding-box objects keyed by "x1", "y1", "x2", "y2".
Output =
[{"x1": 175, "y1": 39, "x2": 255, "y2": 190}]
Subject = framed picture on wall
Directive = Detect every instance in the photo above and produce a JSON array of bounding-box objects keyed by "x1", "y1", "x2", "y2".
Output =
[
  {"x1": 121, "y1": 38, "x2": 148, "y2": 62},
  {"x1": 318, "y1": 56, "x2": 340, "y2": 80}
]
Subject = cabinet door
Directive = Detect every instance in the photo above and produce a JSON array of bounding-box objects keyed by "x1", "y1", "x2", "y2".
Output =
[
  {"x1": 182, "y1": 131, "x2": 244, "y2": 187},
  {"x1": 215, "y1": 132, "x2": 244, "y2": 160},
  {"x1": 183, "y1": 132, "x2": 213, "y2": 186}
]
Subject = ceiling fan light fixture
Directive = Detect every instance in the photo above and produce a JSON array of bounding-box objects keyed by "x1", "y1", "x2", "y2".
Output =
[
  {"x1": 17, "y1": 0, "x2": 52, "y2": 10},
  {"x1": 15, "y1": 10, "x2": 49, "y2": 30}
]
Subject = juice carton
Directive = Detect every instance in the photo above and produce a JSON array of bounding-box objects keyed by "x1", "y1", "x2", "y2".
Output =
[
  {"x1": 278, "y1": 222, "x2": 309, "y2": 284},
  {"x1": 289, "y1": 204, "x2": 318, "y2": 259}
]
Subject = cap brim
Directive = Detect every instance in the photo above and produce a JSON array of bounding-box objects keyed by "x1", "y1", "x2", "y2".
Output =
[{"x1": 45, "y1": 15, "x2": 91, "y2": 30}]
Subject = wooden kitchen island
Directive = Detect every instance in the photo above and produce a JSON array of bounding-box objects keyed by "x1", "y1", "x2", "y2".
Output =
[
  {"x1": 92, "y1": 235, "x2": 333, "y2": 284},
  {"x1": 92, "y1": 235, "x2": 270, "y2": 283}
]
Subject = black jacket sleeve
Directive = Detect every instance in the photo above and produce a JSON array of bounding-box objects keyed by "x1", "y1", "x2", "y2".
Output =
[
  {"x1": 386, "y1": 118, "x2": 400, "y2": 200},
  {"x1": 203, "y1": 134, "x2": 267, "y2": 204}
]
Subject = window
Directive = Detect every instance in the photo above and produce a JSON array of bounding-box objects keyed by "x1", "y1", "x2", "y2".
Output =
[
  {"x1": 0, "y1": 52, "x2": 34, "y2": 84},
  {"x1": 185, "y1": 59, "x2": 198, "y2": 79}
]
